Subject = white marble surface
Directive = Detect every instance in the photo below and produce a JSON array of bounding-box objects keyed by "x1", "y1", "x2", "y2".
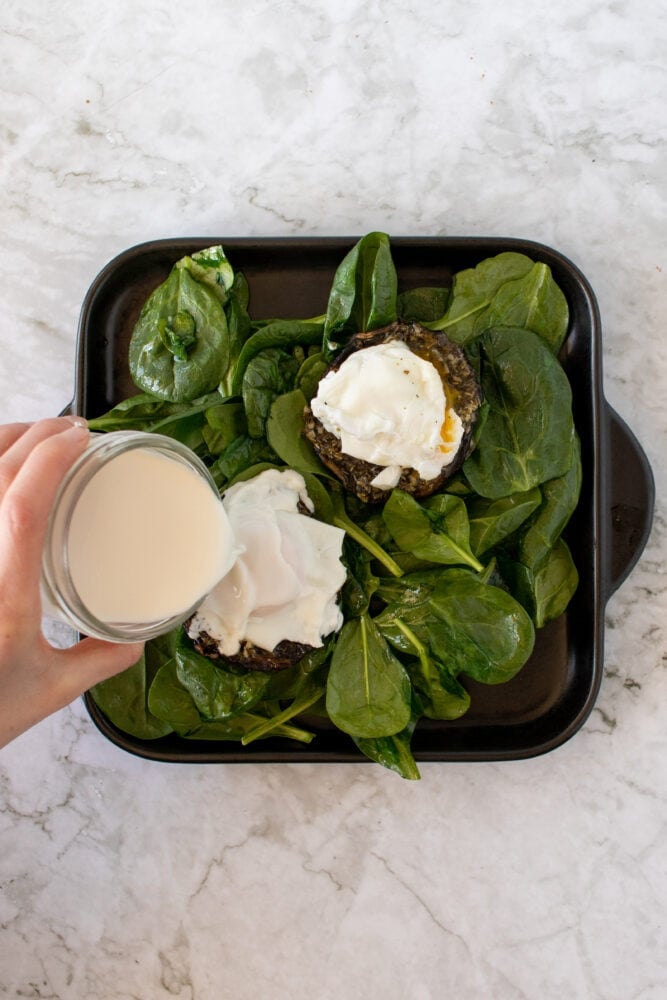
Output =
[{"x1": 1, "y1": 1, "x2": 666, "y2": 997}]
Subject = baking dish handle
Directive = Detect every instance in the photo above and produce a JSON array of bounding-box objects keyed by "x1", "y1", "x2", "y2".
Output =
[{"x1": 604, "y1": 404, "x2": 655, "y2": 599}]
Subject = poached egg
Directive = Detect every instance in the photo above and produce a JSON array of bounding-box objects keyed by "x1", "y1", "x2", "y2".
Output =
[
  {"x1": 310, "y1": 339, "x2": 464, "y2": 489},
  {"x1": 187, "y1": 468, "x2": 346, "y2": 656}
]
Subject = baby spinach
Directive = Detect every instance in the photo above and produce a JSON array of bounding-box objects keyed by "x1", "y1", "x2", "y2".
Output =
[
  {"x1": 218, "y1": 273, "x2": 253, "y2": 397},
  {"x1": 426, "y1": 252, "x2": 569, "y2": 353},
  {"x1": 242, "y1": 348, "x2": 300, "y2": 439},
  {"x1": 185, "y1": 714, "x2": 315, "y2": 744},
  {"x1": 352, "y1": 695, "x2": 422, "y2": 780},
  {"x1": 323, "y1": 231, "x2": 397, "y2": 356},
  {"x1": 177, "y1": 244, "x2": 235, "y2": 302},
  {"x1": 295, "y1": 352, "x2": 328, "y2": 400},
  {"x1": 229, "y1": 320, "x2": 323, "y2": 396},
  {"x1": 380, "y1": 615, "x2": 471, "y2": 721},
  {"x1": 148, "y1": 659, "x2": 316, "y2": 743},
  {"x1": 397, "y1": 286, "x2": 450, "y2": 323},
  {"x1": 493, "y1": 437, "x2": 581, "y2": 628},
  {"x1": 147, "y1": 658, "x2": 204, "y2": 735},
  {"x1": 129, "y1": 266, "x2": 232, "y2": 403},
  {"x1": 515, "y1": 435, "x2": 582, "y2": 570},
  {"x1": 376, "y1": 568, "x2": 535, "y2": 685},
  {"x1": 326, "y1": 614, "x2": 412, "y2": 738},
  {"x1": 260, "y1": 644, "x2": 332, "y2": 702},
  {"x1": 466, "y1": 488, "x2": 542, "y2": 557},
  {"x1": 382, "y1": 489, "x2": 483, "y2": 572},
  {"x1": 175, "y1": 638, "x2": 271, "y2": 720},
  {"x1": 528, "y1": 538, "x2": 579, "y2": 628},
  {"x1": 201, "y1": 401, "x2": 246, "y2": 456},
  {"x1": 500, "y1": 538, "x2": 579, "y2": 628},
  {"x1": 88, "y1": 391, "x2": 224, "y2": 453},
  {"x1": 339, "y1": 538, "x2": 380, "y2": 618},
  {"x1": 208, "y1": 434, "x2": 278, "y2": 489},
  {"x1": 463, "y1": 327, "x2": 576, "y2": 499},
  {"x1": 241, "y1": 677, "x2": 326, "y2": 746},
  {"x1": 266, "y1": 388, "x2": 332, "y2": 478},
  {"x1": 301, "y1": 474, "x2": 404, "y2": 579},
  {"x1": 481, "y1": 262, "x2": 569, "y2": 354},
  {"x1": 90, "y1": 644, "x2": 172, "y2": 740}
]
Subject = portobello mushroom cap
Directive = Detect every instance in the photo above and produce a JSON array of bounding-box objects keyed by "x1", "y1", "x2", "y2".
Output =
[
  {"x1": 303, "y1": 320, "x2": 482, "y2": 504},
  {"x1": 187, "y1": 628, "x2": 313, "y2": 672}
]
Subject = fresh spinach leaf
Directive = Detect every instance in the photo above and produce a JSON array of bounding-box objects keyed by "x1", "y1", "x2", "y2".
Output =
[
  {"x1": 301, "y1": 475, "x2": 404, "y2": 579},
  {"x1": 129, "y1": 266, "x2": 231, "y2": 403},
  {"x1": 378, "y1": 615, "x2": 470, "y2": 721},
  {"x1": 91, "y1": 649, "x2": 172, "y2": 740},
  {"x1": 500, "y1": 538, "x2": 579, "y2": 628},
  {"x1": 397, "y1": 286, "x2": 451, "y2": 323},
  {"x1": 376, "y1": 569, "x2": 535, "y2": 685},
  {"x1": 353, "y1": 694, "x2": 422, "y2": 780},
  {"x1": 219, "y1": 272, "x2": 253, "y2": 397},
  {"x1": 266, "y1": 388, "x2": 331, "y2": 477},
  {"x1": 177, "y1": 244, "x2": 235, "y2": 302},
  {"x1": 466, "y1": 488, "x2": 542, "y2": 557},
  {"x1": 463, "y1": 327, "x2": 576, "y2": 499},
  {"x1": 184, "y1": 713, "x2": 315, "y2": 744},
  {"x1": 426, "y1": 252, "x2": 568, "y2": 353},
  {"x1": 482, "y1": 261, "x2": 569, "y2": 354},
  {"x1": 426, "y1": 252, "x2": 534, "y2": 342},
  {"x1": 323, "y1": 232, "x2": 398, "y2": 356},
  {"x1": 295, "y1": 352, "x2": 328, "y2": 401},
  {"x1": 241, "y1": 676, "x2": 326, "y2": 746},
  {"x1": 325, "y1": 614, "x2": 412, "y2": 738},
  {"x1": 147, "y1": 658, "x2": 202, "y2": 735},
  {"x1": 202, "y1": 401, "x2": 247, "y2": 456},
  {"x1": 382, "y1": 489, "x2": 483, "y2": 572},
  {"x1": 516, "y1": 435, "x2": 582, "y2": 569},
  {"x1": 242, "y1": 348, "x2": 300, "y2": 439},
  {"x1": 208, "y1": 434, "x2": 278, "y2": 489},
  {"x1": 175, "y1": 640, "x2": 270, "y2": 720},
  {"x1": 230, "y1": 320, "x2": 323, "y2": 396},
  {"x1": 87, "y1": 391, "x2": 223, "y2": 452},
  {"x1": 260, "y1": 644, "x2": 332, "y2": 702},
  {"x1": 340, "y1": 537, "x2": 380, "y2": 618}
]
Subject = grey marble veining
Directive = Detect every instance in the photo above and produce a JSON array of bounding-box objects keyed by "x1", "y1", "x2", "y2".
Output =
[{"x1": 1, "y1": 1, "x2": 666, "y2": 997}]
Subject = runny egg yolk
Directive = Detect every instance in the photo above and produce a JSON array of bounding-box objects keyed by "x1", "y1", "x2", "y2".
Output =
[{"x1": 440, "y1": 406, "x2": 463, "y2": 455}]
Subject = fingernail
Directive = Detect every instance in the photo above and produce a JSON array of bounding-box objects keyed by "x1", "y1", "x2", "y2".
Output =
[
  {"x1": 64, "y1": 416, "x2": 88, "y2": 430},
  {"x1": 65, "y1": 418, "x2": 89, "y2": 436}
]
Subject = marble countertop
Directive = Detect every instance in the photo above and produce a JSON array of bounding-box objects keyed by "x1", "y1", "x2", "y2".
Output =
[{"x1": 1, "y1": 2, "x2": 665, "y2": 997}]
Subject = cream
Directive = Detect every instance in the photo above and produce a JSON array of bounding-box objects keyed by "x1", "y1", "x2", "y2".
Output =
[{"x1": 66, "y1": 447, "x2": 237, "y2": 624}]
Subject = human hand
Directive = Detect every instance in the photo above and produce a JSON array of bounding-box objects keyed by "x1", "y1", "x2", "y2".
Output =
[{"x1": 0, "y1": 418, "x2": 144, "y2": 748}]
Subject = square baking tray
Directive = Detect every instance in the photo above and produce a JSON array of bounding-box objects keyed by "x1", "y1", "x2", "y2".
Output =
[{"x1": 72, "y1": 237, "x2": 654, "y2": 764}]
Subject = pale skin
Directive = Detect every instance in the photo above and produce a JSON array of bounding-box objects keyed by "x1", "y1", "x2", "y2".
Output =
[{"x1": 0, "y1": 417, "x2": 144, "y2": 749}]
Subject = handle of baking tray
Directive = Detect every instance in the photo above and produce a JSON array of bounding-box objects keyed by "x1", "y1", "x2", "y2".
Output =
[{"x1": 604, "y1": 404, "x2": 655, "y2": 599}]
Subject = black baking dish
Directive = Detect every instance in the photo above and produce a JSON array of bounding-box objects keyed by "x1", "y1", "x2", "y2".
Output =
[{"x1": 72, "y1": 237, "x2": 654, "y2": 764}]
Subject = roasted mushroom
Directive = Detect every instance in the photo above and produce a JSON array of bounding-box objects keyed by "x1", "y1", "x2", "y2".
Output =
[
  {"x1": 188, "y1": 629, "x2": 313, "y2": 672},
  {"x1": 304, "y1": 320, "x2": 482, "y2": 504}
]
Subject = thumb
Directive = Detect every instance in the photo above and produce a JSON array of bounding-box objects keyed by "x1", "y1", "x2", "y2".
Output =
[{"x1": 51, "y1": 638, "x2": 145, "y2": 707}]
